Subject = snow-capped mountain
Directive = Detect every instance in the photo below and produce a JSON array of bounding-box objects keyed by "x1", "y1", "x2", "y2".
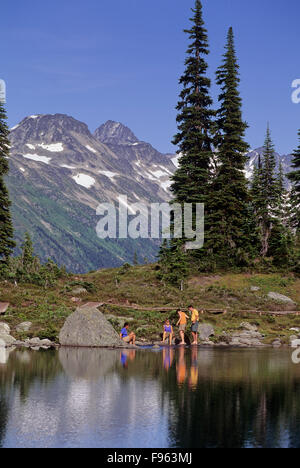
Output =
[
  {"x1": 7, "y1": 114, "x2": 176, "y2": 272},
  {"x1": 245, "y1": 148, "x2": 293, "y2": 186},
  {"x1": 6, "y1": 114, "x2": 293, "y2": 272}
]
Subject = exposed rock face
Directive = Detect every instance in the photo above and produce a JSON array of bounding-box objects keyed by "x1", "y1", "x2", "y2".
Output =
[
  {"x1": 0, "y1": 334, "x2": 16, "y2": 347},
  {"x1": 0, "y1": 323, "x2": 10, "y2": 335},
  {"x1": 199, "y1": 324, "x2": 215, "y2": 341},
  {"x1": 228, "y1": 323, "x2": 265, "y2": 347},
  {"x1": 59, "y1": 306, "x2": 125, "y2": 347},
  {"x1": 268, "y1": 292, "x2": 296, "y2": 304}
]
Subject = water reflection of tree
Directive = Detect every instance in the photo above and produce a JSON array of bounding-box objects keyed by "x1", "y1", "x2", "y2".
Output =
[
  {"x1": 0, "y1": 349, "x2": 62, "y2": 446},
  {"x1": 161, "y1": 349, "x2": 300, "y2": 448},
  {"x1": 117, "y1": 348, "x2": 300, "y2": 448}
]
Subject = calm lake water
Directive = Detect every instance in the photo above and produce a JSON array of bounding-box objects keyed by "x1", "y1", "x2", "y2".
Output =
[{"x1": 0, "y1": 346, "x2": 300, "y2": 448}]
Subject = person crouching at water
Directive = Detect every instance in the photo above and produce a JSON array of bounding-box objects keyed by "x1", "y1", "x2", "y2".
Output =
[
  {"x1": 188, "y1": 305, "x2": 199, "y2": 345},
  {"x1": 120, "y1": 323, "x2": 136, "y2": 345},
  {"x1": 176, "y1": 309, "x2": 189, "y2": 345},
  {"x1": 162, "y1": 319, "x2": 173, "y2": 346}
]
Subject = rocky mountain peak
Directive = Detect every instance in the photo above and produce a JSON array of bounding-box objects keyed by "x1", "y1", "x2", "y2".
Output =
[
  {"x1": 94, "y1": 120, "x2": 139, "y2": 145},
  {"x1": 10, "y1": 114, "x2": 91, "y2": 145}
]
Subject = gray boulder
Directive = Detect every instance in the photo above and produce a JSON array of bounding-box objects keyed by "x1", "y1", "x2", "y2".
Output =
[
  {"x1": 0, "y1": 333, "x2": 16, "y2": 347},
  {"x1": 16, "y1": 322, "x2": 32, "y2": 333},
  {"x1": 59, "y1": 306, "x2": 125, "y2": 347},
  {"x1": 240, "y1": 322, "x2": 258, "y2": 332},
  {"x1": 199, "y1": 324, "x2": 215, "y2": 341},
  {"x1": 268, "y1": 292, "x2": 296, "y2": 304},
  {"x1": 228, "y1": 327, "x2": 265, "y2": 347},
  {"x1": 0, "y1": 322, "x2": 10, "y2": 335},
  {"x1": 25, "y1": 337, "x2": 55, "y2": 348},
  {"x1": 71, "y1": 287, "x2": 88, "y2": 295}
]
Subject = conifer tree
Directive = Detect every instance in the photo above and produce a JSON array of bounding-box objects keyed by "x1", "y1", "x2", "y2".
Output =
[
  {"x1": 207, "y1": 27, "x2": 250, "y2": 266},
  {"x1": 21, "y1": 232, "x2": 35, "y2": 269},
  {"x1": 258, "y1": 126, "x2": 278, "y2": 256},
  {"x1": 171, "y1": 0, "x2": 214, "y2": 206},
  {"x1": 0, "y1": 99, "x2": 15, "y2": 265},
  {"x1": 288, "y1": 130, "x2": 300, "y2": 231},
  {"x1": 159, "y1": 0, "x2": 214, "y2": 279},
  {"x1": 262, "y1": 125, "x2": 277, "y2": 209}
]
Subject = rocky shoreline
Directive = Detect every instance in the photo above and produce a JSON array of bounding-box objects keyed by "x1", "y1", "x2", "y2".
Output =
[{"x1": 1, "y1": 315, "x2": 299, "y2": 351}]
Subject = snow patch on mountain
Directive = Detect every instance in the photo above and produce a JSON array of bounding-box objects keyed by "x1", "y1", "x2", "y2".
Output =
[
  {"x1": 10, "y1": 124, "x2": 20, "y2": 131},
  {"x1": 171, "y1": 154, "x2": 180, "y2": 168},
  {"x1": 161, "y1": 180, "x2": 172, "y2": 192},
  {"x1": 72, "y1": 173, "x2": 95, "y2": 189},
  {"x1": 86, "y1": 145, "x2": 97, "y2": 154},
  {"x1": 61, "y1": 164, "x2": 76, "y2": 170},
  {"x1": 98, "y1": 170, "x2": 118, "y2": 179},
  {"x1": 39, "y1": 142, "x2": 64, "y2": 152},
  {"x1": 23, "y1": 154, "x2": 52, "y2": 165}
]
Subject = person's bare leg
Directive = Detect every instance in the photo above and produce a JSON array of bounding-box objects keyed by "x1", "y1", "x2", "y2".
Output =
[
  {"x1": 169, "y1": 333, "x2": 173, "y2": 346},
  {"x1": 162, "y1": 332, "x2": 166, "y2": 343},
  {"x1": 180, "y1": 330, "x2": 186, "y2": 345},
  {"x1": 191, "y1": 332, "x2": 197, "y2": 345}
]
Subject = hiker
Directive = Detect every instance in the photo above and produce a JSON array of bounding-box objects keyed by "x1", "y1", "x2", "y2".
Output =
[
  {"x1": 120, "y1": 322, "x2": 136, "y2": 345},
  {"x1": 162, "y1": 319, "x2": 173, "y2": 346},
  {"x1": 176, "y1": 309, "x2": 189, "y2": 345},
  {"x1": 188, "y1": 305, "x2": 199, "y2": 345}
]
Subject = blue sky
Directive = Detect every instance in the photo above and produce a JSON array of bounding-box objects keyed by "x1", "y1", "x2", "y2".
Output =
[{"x1": 1, "y1": 0, "x2": 300, "y2": 154}]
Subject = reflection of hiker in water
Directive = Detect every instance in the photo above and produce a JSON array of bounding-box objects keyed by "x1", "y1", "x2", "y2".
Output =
[
  {"x1": 120, "y1": 349, "x2": 136, "y2": 368},
  {"x1": 120, "y1": 351, "x2": 128, "y2": 368},
  {"x1": 189, "y1": 346, "x2": 199, "y2": 390},
  {"x1": 176, "y1": 346, "x2": 187, "y2": 385},
  {"x1": 163, "y1": 347, "x2": 174, "y2": 372}
]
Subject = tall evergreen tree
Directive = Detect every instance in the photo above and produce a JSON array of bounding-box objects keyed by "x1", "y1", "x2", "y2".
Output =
[
  {"x1": 206, "y1": 27, "x2": 251, "y2": 266},
  {"x1": 0, "y1": 99, "x2": 15, "y2": 265},
  {"x1": 262, "y1": 125, "x2": 277, "y2": 208},
  {"x1": 159, "y1": 0, "x2": 214, "y2": 279},
  {"x1": 171, "y1": 0, "x2": 214, "y2": 206},
  {"x1": 258, "y1": 126, "x2": 278, "y2": 256},
  {"x1": 288, "y1": 130, "x2": 300, "y2": 231}
]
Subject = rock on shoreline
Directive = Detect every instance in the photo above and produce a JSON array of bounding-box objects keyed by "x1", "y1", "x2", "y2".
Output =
[{"x1": 59, "y1": 306, "x2": 125, "y2": 347}]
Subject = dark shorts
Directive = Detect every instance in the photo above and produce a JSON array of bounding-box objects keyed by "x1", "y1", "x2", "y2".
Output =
[{"x1": 191, "y1": 322, "x2": 199, "y2": 333}]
